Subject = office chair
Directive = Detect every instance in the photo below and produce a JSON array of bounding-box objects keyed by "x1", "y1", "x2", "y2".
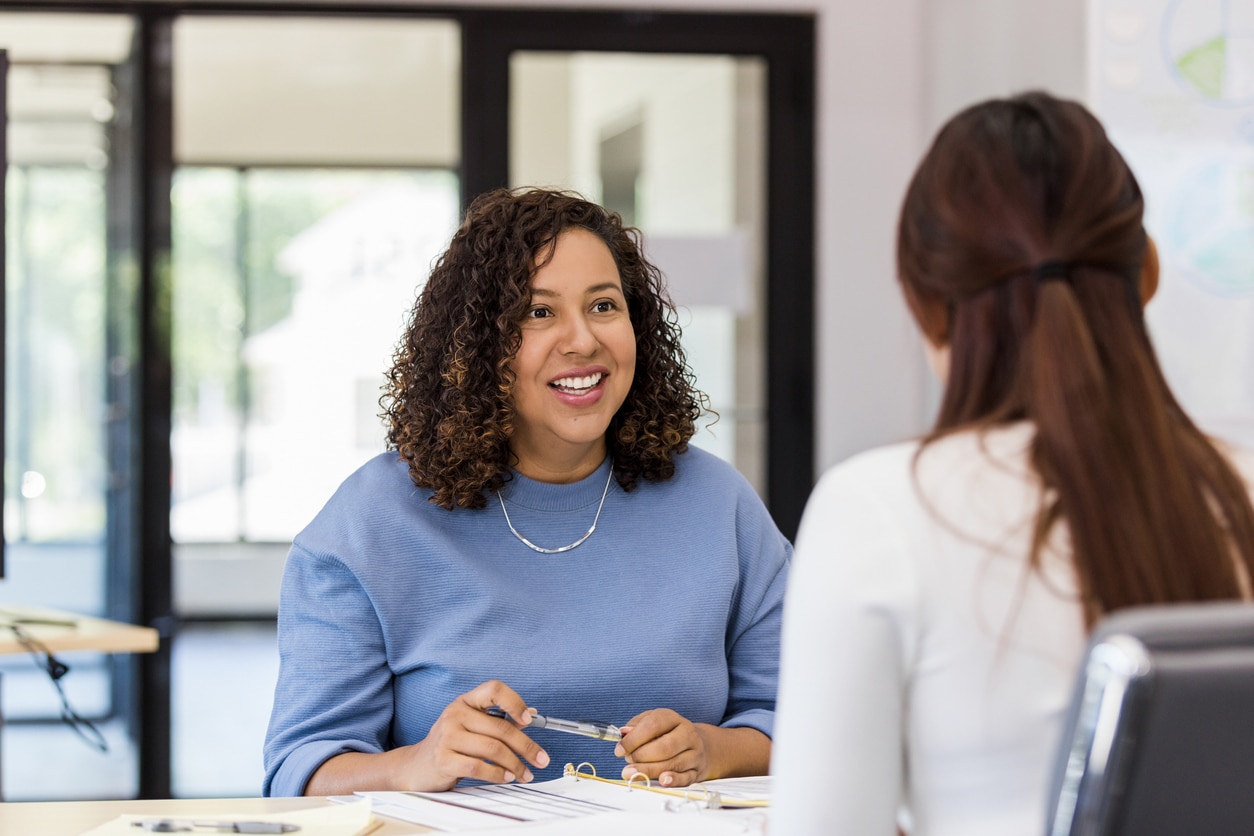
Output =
[{"x1": 1045, "y1": 601, "x2": 1254, "y2": 836}]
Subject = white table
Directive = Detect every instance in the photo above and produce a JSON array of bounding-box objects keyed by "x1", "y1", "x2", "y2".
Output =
[
  {"x1": 0, "y1": 605, "x2": 160, "y2": 800},
  {"x1": 0, "y1": 795, "x2": 431, "y2": 835}
]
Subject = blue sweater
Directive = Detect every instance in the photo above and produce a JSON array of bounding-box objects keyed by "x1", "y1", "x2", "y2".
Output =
[{"x1": 263, "y1": 447, "x2": 792, "y2": 796}]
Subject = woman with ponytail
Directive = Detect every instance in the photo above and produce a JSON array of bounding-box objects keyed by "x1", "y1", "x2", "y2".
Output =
[{"x1": 771, "y1": 91, "x2": 1254, "y2": 835}]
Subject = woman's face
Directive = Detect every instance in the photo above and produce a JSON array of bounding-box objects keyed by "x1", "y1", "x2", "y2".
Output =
[{"x1": 507, "y1": 227, "x2": 637, "y2": 482}]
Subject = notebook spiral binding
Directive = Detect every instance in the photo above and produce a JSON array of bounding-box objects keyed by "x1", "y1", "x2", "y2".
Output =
[{"x1": 562, "y1": 762, "x2": 771, "y2": 811}]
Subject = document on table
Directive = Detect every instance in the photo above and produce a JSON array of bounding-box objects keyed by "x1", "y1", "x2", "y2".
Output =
[
  {"x1": 693, "y1": 776, "x2": 772, "y2": 805},
  {"x1": 80, "y1": 797, "x2": 378, "y2": 836},
  {"x1": 451, "y1": 809, "x2": 767, "y2": 835},
  {"x1": 353, "y1": 774, "x2": 771, "y2": 831}
]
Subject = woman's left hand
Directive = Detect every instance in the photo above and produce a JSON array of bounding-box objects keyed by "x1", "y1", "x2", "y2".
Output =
[
  {"x1": 613, "y1": 708, "x2": 711, "y2": 787},
  {"x1": 614, "y1": 710, "x2": 772, "y2": 788}
]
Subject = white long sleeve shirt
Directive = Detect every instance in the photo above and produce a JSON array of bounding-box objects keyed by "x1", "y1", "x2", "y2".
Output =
[{"x1": 772, "y1": 422, "x2": 1253, "y2": 835}]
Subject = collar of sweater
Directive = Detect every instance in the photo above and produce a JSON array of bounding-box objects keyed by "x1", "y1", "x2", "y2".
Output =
[{"x1": 497, "y1": 457, "x2": 615, "y2": 513}]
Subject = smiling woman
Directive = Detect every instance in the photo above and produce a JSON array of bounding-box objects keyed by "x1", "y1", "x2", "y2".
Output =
[
  {"x1": 262, "y1": 187, "x2": 792, "y2": 799},
  {"x1": 383, "y1": 188, "x2": 701, "y2": 509},
  {"x1": 508, "y1": 227, "x2": 637, "y2": 483}
]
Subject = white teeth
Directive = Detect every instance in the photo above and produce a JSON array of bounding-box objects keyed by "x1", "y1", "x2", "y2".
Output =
[{"x1": 551, "y1": 373, "x2": 603, "y2": 391}]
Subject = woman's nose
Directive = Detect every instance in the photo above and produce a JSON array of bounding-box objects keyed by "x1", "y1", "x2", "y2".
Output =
[{"x1": 558, "y1": 314, "x2": 598, "y2": 355}]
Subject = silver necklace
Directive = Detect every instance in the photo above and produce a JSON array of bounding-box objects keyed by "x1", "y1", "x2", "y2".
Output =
[{"x1": 497, "y1": 463, "x2": 614, "y2": 554}]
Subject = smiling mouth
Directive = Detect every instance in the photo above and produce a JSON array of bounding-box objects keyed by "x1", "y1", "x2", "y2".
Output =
[{"x1": 549, "y1": 372, "x2": 604, "y2": 395}]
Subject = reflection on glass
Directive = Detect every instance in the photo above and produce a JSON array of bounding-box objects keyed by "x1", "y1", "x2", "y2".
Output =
[
  {"x1": 511, "y1": 52, "x2": 767, "y2": 492},
  {"x1": 172, "y1": 169, "x2": 459, "y2": 543},
  {"x1": 5, "y1": 166, "x2": 108, "y2": 543},
  {"x1": 4, "y1": 48, "x2": 117, "y2": 546}
]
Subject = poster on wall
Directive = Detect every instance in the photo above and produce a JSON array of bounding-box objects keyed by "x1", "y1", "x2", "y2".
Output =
[{"x1": 1089, "y1": 0, "x2": 1254, "y2": 448}]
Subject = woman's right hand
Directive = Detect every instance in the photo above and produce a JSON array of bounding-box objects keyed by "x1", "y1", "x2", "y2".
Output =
[
  {"x1": 303, "y1": 679, "x2": 550, "y2": 795},
  {"x1": 399, "y1": 680, "x2": 551, "y2": 791}
]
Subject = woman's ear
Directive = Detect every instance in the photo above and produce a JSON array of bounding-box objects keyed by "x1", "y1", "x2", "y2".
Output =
[
  {"x1": 923, "y1": 337, "x2": 951, "y2": 385},
  {"x1": 1140, "y1": 235, "x2": 1160, "y2": 306},
  {"x1": 900, "y1": 281, "x2": 950, "y2": 346},
  {"x1": 901, "y1": 281, "x2": 951, "y2": 383}
]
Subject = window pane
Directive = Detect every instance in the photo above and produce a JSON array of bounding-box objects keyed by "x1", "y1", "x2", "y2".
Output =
[
  {"x1": 174, "y1": 17, "x2": 459, "y2": 167},
  {"x1": 511, "y1": 52, "x2": 768, "y2": 493},
  {"x1": 5, "y1": 167, "x2": 108, "y2": 542},
  {"x1": 171, "y1": 168, "x2": 245, "y2": 540},
  {"x1": 171, "y1": 168, "x2": 459, "y2": 544}
]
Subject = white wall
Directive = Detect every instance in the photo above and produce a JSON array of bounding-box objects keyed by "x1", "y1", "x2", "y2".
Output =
[
  {"x1": 917, "y1": 0, "x2": 1089, "y2": 426},
  {"x1": 924, "y1": 0, "x2": 1088, "y2": 135}
]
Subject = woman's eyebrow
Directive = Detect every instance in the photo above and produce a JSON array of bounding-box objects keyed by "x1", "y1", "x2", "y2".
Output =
[{"x1": 529, "y1": 282, "x2": 624, "y2": 298}]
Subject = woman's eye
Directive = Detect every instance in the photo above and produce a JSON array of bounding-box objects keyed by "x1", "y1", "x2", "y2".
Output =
[
  {"x1": 592, "y1": 300, "x2": 616, "y2": 313},
  {"x1": 525, "y1": 307, "x2": 550, "y2": 319}
]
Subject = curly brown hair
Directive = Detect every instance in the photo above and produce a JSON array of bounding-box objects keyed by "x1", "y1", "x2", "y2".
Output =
[{"x1": 382, "y1": 187, "x2": 706, "y2": 510}]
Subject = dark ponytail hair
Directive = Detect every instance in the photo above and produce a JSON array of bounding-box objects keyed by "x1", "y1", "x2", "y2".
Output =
[{"x1": 897, "y1": 91, "x2": 1254, "y2": 626}]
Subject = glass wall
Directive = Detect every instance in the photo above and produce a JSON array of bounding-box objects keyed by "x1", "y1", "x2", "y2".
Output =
[
  {"x1": 0, "y1": 12, "x2": 142, "y2": 800},
  {"x1": 170, "y1": 167, "x2": 458, "y2": 546},
  {"x1": 2, "y1": 7, "x2": 812, "y2": 801},
  {"x1": 168, "y1": 15, "x2": 460, "y2": 796}
]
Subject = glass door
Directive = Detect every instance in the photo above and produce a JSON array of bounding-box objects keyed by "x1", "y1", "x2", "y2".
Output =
[
  {"x1": 462, "y1": 10, "x2": 815, "y2": 537},
  {"x1": 512, "y1": 51, "x2": 769, "y2": 490}
]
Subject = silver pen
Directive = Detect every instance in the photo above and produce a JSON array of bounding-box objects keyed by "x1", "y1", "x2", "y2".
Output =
[
  {"x1": 132, "y1": 821, "x2": 300, "y2": 833},
  {"x1": 486, "y1": 706, "x2": 623, "y2": 741}
]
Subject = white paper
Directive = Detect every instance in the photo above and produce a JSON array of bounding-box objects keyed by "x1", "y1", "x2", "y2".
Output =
[
  {"x1": 695, "y1": 775, "x2": 773, "y2": 805},
  {"x1": 359, "y1": 777, "x2": 670, "y2": 829},
  {"x1": 358, "y1": 774, "x2": 771, "y2": 831},
  {"x1": 79, "y1": 798, "x2": 374, "y2": 836},
  {"x1": 451, "y1": 809, "x2": 768, "y2": 836}
]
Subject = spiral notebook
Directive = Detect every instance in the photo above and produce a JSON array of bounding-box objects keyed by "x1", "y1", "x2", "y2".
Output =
[{"x1": 349, "y1": 762, "x2": 770, "y2": 831}]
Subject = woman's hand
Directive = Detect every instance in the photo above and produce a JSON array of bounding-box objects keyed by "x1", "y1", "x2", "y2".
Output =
[
  {"x1": 613, "y1": 709, "x2": 770, "y2": 788},
  {"x1": 406, "y1": 680, "x2": 551, "y2": 791},
  {"x1": 304, "y1": 680, "x2": 550, "y2": 795}
]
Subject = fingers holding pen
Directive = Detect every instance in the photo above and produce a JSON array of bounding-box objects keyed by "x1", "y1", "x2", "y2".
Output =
[
  {"x1": 614, "y1": 708, "x2": 708, "y2": 788},
  {"x1": 409, "y1": 680, "x2": 550, "y2": 790},
  {"x1": 462, "y1": 680, "x2": 531, "y2": 729},
  {"x1": 463, "y1": 681, "x2": 551, "y2": 771}
]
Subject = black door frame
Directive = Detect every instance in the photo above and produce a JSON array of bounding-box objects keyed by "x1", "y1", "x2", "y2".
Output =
[
  {"x1": 461, "y1": 10, "x2": 816, "y2": 538},
  {"x1": 128, "y1": 12, "x2": 176, "y2": 799},
  {"x1": 94, "y1": 11, "x2": 177, "y2": 798}
]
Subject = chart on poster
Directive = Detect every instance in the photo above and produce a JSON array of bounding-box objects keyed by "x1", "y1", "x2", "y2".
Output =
[{"x1": 1089, "y1": 0, "x2": 1254, "y2": 447}]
